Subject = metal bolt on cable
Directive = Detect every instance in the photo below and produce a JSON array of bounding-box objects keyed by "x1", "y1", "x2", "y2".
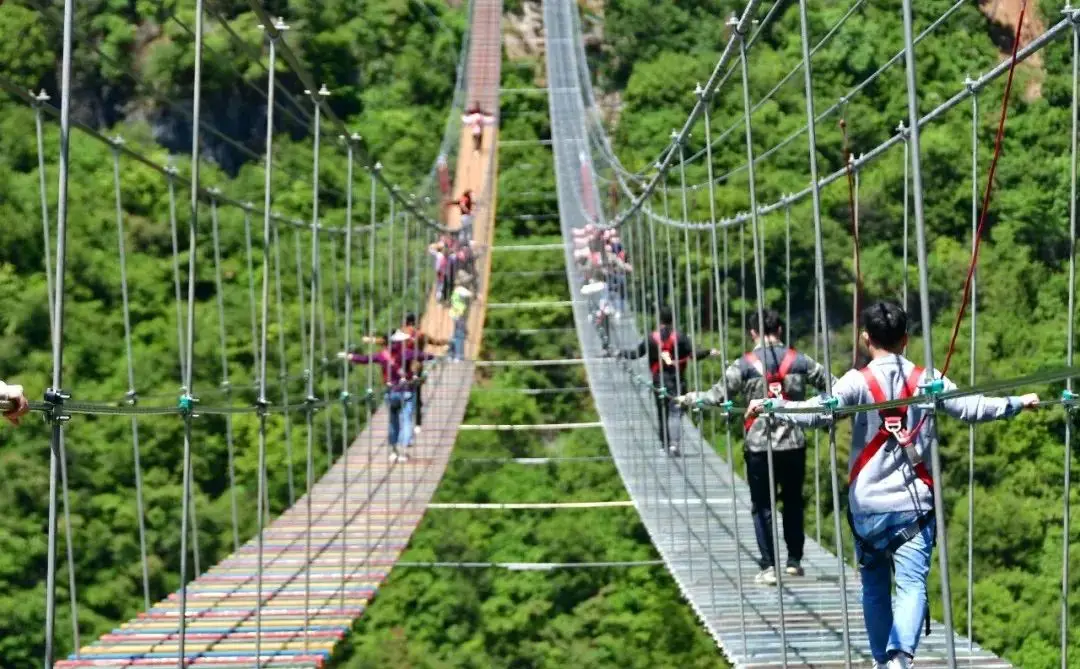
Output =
[{"x1": 44, "y1": 388, "x2": 71, "y2": 423}]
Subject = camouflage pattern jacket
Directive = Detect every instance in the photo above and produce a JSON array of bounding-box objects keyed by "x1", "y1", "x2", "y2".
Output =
[{"x1": 685, "y1": 343, "x2": 834, "y2": 453}]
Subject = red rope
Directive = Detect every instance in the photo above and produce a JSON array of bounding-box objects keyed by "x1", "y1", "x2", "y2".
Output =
[
  {"x1": 896, "y1": 1, "x2": 1028, "y2": 447},
  {"x1": 939, "y1": 0, "x2": 1027, "y2": 377},
  {"x1": 841, "y1": 116, "x2": 862, "y2": 368}
]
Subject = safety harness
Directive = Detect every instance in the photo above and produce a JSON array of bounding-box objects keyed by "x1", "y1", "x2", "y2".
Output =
[
  {"x1": 847, "y1": 364, "x2": 934, "y2": 637},
  {"x1": 649, "y1": 331, "x2": 689, "y2": 377},
  {"x1": 742, "y1": 348, "x2": 799, "y2": 433}
]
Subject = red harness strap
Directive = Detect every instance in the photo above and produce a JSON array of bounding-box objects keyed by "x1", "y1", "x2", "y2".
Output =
[
  {"x1": 849, "y1": 365, "x2": 933, "y2": 491},
  {"x1": 649, "y1": 331, "x2": 689, "y2": 377},
  {"x1": 743, "y1": 348, "x2": 799, "y2": 433}
]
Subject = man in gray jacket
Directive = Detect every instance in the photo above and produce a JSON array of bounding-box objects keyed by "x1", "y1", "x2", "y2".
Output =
[
  {"x1": 746, "y1": 300, "x2": 1038, "y2": 669},
  {"x1": 679, "y1": 308, "x2": 832, "y2": 585}
]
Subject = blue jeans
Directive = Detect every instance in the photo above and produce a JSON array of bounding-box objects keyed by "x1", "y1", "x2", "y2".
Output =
[
  {"x1": 852, "y1": 511, "x2": 935, "y2": 663},
  {"x1": 386, "y1": 390, "x2": 415, "y2": 448},
  {"x1": 450, "y1": 317, "x2": 466, "y2": 360}
]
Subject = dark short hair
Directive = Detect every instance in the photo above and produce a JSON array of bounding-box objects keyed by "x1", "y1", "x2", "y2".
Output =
[
  {"x1": 861, "y1": 300, "x2": 907, "y2": 349},
  {"x1": 659, "y1": 305, "x2": 673, "y2": 325},
  {"x1": 749, "y1": 309, "x2": 783, "y2": 337},
  {"x1": 404, "y1": 313, "x2": 417, "y2": 326}
]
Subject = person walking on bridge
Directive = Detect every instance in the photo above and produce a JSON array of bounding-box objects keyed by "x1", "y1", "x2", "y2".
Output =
[
  {"x1": 617, "y1": 305, "x2": 718, "y2": 456},
  {"x1": 340, "y1": 331, "x2": 435, "y2": 462},
  {"x1": 746, "y1": 300, "x2": 1039, "y2": 669},
  {"x1": 678, "y1": 308, "x2": 833, "y2": 586},
  {"x1": 363, "y1": 314, "x2": 448, "y2": 435}
]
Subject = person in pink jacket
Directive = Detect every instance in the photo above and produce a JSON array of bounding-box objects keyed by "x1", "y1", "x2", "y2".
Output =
[{"x1": 340, "y1": 333, "x2": 436, "y2": 462}]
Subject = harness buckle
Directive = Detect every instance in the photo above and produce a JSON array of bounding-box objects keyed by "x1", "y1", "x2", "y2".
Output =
[
  {"x1": 767, "y1": 381, "x2": 783, "y2": 398},
  {"x1": 882, "y1": 415, "x2": 904, "y2": 436}
]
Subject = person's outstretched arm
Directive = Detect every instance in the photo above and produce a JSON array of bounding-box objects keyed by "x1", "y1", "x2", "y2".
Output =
[
  {"x1": 679, "y1": 362, "x2": 743, "y2": 408},
  {"x1": 752, "y1": 369, "x2": 864, "y2": 429},
  {"x1": 936, "y1": 373, "x2": 1037, "y2": 422},
  {"x1": 616, "y1": 338, "x2": 648, "y2": 359}
]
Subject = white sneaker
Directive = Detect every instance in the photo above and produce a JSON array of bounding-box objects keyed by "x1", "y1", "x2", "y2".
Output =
[
  {"x1": 886, "y1": 655, "x2": 913, "y2": 669},
  {"x1": 667, "y1": 444, "x2": 681, "y2": 456},
  {"x1": 388, "y1": 451, "x2": 399, "y2": 463},
  {"x1": 754, "y1": 566, "x2": 777, "y2": 585},
  {"x1": 414, "y1": 426, "x2": 423, "y2": 434}
]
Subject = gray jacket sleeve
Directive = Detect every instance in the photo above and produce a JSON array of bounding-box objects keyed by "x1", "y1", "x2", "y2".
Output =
[
  {"x1": 773, "y1": 369, "x2": 865, "y2": 428},
  {"x1": 936, "y1": 373, "x2": 1024, "y2": 422}
]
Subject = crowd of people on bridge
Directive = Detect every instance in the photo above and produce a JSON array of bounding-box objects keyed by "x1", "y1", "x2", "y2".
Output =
[
  {"x1": 601, "y1": 261, "x2": 1039, "y2": 669},
  {"x1": 572, "y1": 223, "x2": 632, "y2": 335}
]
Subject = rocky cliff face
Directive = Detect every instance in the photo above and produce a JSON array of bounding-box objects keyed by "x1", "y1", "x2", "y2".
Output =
[{"x1": 979, "y1": 0, "x2": 1044, "y2": 99}]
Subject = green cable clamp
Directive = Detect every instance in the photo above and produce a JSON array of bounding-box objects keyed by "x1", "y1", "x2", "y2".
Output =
[
  {"x1": 920, "y1": 378, "x2": 945, "y2": 396},
  {"x1": 1062, "y1": 389, "x2": 1077, "y2": 405},
  {"x1": 761, "y1": 398, "x2": 776, "y2": 412},
  {"x1": 821, "y1": 395, "x2": 839, "y2": 410},
  {"x1": 178, "y1": 392, "x2": 198, "y2": 415},
  {"x1": 340, "y1": 390, "x2": 351, "y2": 404}
]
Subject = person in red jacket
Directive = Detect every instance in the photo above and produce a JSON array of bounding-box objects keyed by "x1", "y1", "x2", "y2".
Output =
[
  {"x1": 447, "y1": 190, "x2": 475, "y2": 244},
  {"x1": 617, "y1": 306, "x2": 719, "y2": 455}
]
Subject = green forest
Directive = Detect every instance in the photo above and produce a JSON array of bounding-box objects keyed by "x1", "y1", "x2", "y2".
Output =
[{"x1": 0, "y1": 0, "x2": 1079, "y2": 668}]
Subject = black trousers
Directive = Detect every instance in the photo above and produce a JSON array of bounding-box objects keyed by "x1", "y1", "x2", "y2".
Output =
[
  {"x1": 746, "y1": 448, "x2": 806, "y2": 569},
  {"x1": 415, "y1": 383, "x2": 424, "y2": 426},
  {"x1": 653, "y1": 394, "x2": 682, "y2": 450}
]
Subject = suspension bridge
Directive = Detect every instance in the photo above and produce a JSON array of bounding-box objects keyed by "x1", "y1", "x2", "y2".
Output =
[{"x1": 3, "y1": 0, "x2": 1078, "y2": 668}]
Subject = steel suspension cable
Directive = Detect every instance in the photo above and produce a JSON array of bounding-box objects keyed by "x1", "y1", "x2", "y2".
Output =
[
  {"x1": 797, "y1": 1, "x2": 853, "y2": 665},
  {"x1": 703, "y1": 96, "x2": 748, "y2": 653},
  {"x1": 674, "y1": 148, "x2": 695, "y2": 582},
  {"x1": 737, "y1": 22, "x2": 788, "y2": 663},
  {"x1": 253, "y1": 15, "x2": 285, "y2": 667},
  {"x1": 33, "y1": 92, "x2": 55, "y2": 330},
  {"x1": 210, "y1": 194, "x2": 242, "y2": 553},
  {"x1": 365, "y1": 170, "x2": 378, "y2": 583},
  {"x1": 43, "y1": 0, "x2": 75, "y2": 662},
  {"x1": 302, "y1": 87, "x2": 323, "y2": 650},
  {"x1": 966, "y1": 81, "x2": 979, "y2": 651},
  {"x1": 841, "y1": 107, "x2": 862, "y2": 367},
  {"x1": 1062, "y1": 16, "x2": 1079, "y2": 667},
  {"x1": 901, "y1": 0, "x2": 956, "y2": 665},
  {"x1": 340, "y1": 134, "x2": 359, "y2": 615},
  {"x1": 678, "y1": 141, "x2": 717, "y2": 605},
  {"x1": 176, "y1": 0, "x2": 205, "y2": 663},
  {"x1": 812, "y1": 269, "x2": 822, "y2": 544},
  {"x1": 309, "y1": 87, "x2": 336, "y2": 476},
  {"x1": 109, "y1": 137, "x2": 152, "y2": 612},
  {"x1": 273, "y1": 221, "x2": 297, "y2": 506},
  {"x1": 900, "y1": 120, "x2": 910, "y2": 319},
  {"x1": 167, "y1": 170, "x2": 188, "y2": 385}
]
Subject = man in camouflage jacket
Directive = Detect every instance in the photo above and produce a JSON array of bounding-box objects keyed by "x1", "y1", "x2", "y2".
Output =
[{"x1": 679, "y1": 308, "x2": 834, "y2": 585}]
